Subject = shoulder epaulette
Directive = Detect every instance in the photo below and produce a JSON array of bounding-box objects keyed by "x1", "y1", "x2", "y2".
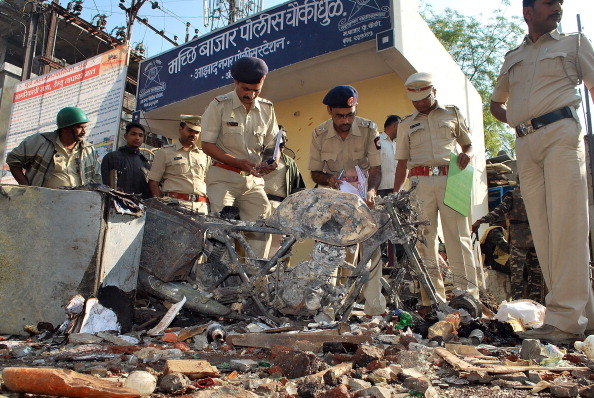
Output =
[
  {"x1": 314, "y1": 124, "x2": 328, "y2": 137},
  {"x1": 357, "y1": 118, "x2": 377, "y2": 130},
  {"x1": 162, "y1": 144, "x2": 175, "y2": 148},
  {"x1": 400, "y1": 114, "x2": 413, "y2": 121},
  {"x1": 445, "y1": 104, "x2": 460, "y2": 110},
  {"x1": 258, "y1": 98, "x2": 273, "y2": 105},
  {"x1": 505, "y1": 45, "x2": 521, "y2": 57},
  {"x1": 215, "y1": 94, "x2": 229, "y2": 102}
]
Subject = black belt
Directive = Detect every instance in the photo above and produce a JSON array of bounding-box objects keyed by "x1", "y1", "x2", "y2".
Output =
[
  {"x1": 509, "y1": 220, "x2": 529, "y2": 225},
  {"x1": 266, "y1": 194, "x2": 285, "y2": 202},
  {"x1": 515, "y1": 106, "x2": 573, "y2": 137}
]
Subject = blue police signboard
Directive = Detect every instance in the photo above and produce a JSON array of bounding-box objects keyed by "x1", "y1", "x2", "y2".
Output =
[{"x1": 137, "y1": 0, "x2": 391, "y2": 112}]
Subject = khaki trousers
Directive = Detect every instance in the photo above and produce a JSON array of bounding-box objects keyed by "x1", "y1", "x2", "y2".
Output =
[
  {"x1": 207, "y1": 166, "x2": 272, "y2": 259},
  {"x1": 413, "y1": 175, "x2": 479, "y2": 305},
  {"x1": 516, "y1": 117, "x2": 594, "y2": 334}
]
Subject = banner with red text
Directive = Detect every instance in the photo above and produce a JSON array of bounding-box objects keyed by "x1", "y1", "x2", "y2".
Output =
[{"x1": 1, "y1": 45, "x2": 128, "y2": 184}]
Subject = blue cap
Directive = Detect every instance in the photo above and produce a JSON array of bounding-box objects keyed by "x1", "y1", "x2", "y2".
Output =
[
  {"x1": 231, "y1": 57, "x2": 268, "y2": 84},
  {"x1": 322, "y1": 85, "x2": 358, "y2": 108}
]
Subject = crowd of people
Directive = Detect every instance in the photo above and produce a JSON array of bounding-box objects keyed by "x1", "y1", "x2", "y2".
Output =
[{"x1": 5, "y1": 0, "x2": 594, "y2": 344}]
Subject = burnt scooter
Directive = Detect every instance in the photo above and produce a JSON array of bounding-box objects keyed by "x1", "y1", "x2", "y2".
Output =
[{"x1": 138, "y1": 188, "x2": 481, "y2": 324}]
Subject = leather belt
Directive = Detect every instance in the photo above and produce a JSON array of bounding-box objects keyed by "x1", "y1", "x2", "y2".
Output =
[
  {"x1": 166, "y1": 192, "x2": 207, "y2": 203},
  {"x1": 213, "y1": 162, "x2": 249, "y2": 176},
  {"x1": 410, "y1": 165, "x2": 449, "y2": 177},
  {"x1": 266, "y1": 194, "x2": 285, "y2": 202},
  {"x1": 515, "y1": 106, "x2": 573, "y2": 137}
]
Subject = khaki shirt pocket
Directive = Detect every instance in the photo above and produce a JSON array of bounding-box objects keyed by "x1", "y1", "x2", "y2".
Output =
[
  {"x1": 503, "y1": 58, "x2": 524, "y2": 89},
  {"x1": 409, "y1": 124, "x2": 425, "y2": 150},
  {"x1": 321, "y1": 151, "x2": 338, "y2": 173},
  {"x1": 538, "y1": 51, "x2": 567, "y2": 78},
  {"x1": 222, "y1": 121, "x2": 244, "y2": 149},
  {"x1": 167, "y1": 156, "x2": 190, "y2": 174}
]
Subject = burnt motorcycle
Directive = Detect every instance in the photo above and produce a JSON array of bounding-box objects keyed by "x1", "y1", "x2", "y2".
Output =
[{"x1": 137, "y1": 188, "x2": 481, "y2": 324}]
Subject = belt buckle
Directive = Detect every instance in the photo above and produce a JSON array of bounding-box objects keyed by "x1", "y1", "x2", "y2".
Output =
[
  {"x1": 189, "y1": 194, "x2": 197, "y2": 202},
  {"x1": 516, "y1": 120, "x2": 534, "y2": 137},
  {"x1": 431, "y1": 166, "x2": 440, "y2": 176},
  {"x1": 240, "y1": 170, "x2": 249, "y2": 177}
]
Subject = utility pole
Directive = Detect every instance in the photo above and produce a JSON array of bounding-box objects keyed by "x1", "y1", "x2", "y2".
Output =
[
  {"x1": 42, "y1": 0, "x2": 60, "y2": 75},
  {"x1": 22, "y1": 0, "x2": 42, "y2": 80},
  {"x1": 119, "y1": 0, "x2": 149, "y2": 43}
]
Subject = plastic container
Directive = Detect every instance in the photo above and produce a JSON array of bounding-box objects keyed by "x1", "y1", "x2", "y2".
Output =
[
  {"x1": 206, "y1": 322, "x2": 226, "y2": 343},
  {"x1": 469, "y1": 329, "x2": 484, "y2": 345}
]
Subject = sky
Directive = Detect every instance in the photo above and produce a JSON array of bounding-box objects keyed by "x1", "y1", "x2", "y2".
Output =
[{"x1": 75, "y1": 0, "x2": 594, "y2": 58}]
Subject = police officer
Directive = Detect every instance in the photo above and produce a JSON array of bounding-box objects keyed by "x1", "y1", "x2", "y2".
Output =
[
  {"x1": 201, "y1": 56, "x2": 278, "y2": 259},
  {"x1": 472, "y1": 187, "x2": 544, "y2": 303},
  {"x1": 490, "y1": 0, "x2": 594, "y2": 343},
  {"x1": 394, "y1": 72, "x2": 479, "y2": 307},
  {"x1": 7, "y1": 106, "x2": 101, "y2": 188},
  {"x1": 147, "y1": 115, "x2": 210, "y2": 214},
  {"x1": 308, "y1": 85, "x2": 385, "y2": 316}
]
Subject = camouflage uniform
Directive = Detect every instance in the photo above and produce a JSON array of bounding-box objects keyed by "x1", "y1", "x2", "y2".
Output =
[{"x1": 479, "y1": 187, "x2": 544, "y2": 302}]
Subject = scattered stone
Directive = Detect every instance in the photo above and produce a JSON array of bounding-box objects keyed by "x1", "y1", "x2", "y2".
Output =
[
  {"x1": 297, "y1": 379, "x2": 323, "y2": 398},
  {"x1": 466, "y1": 371, "x2": 492, "y2": 384},
  {"x1": 193, "y1": 334, "x2": 209, "y2": 350},
  {"x1": 353, "y1": 345, "x2": 384, "y2": 368},
  {"x1": 549, "y1": 383, "x2": 579, "y2": 397},
  {"x1": 377, "y1": 334, "x2": 400, "y2": 345},
  {"x1": 317, "y1": 384, "x2": 350, "y2": 398},
  {"x1": 88, "y1": 367, "x2": 109, "y2": 378},
  {"x1": 494, "y1": 372, "x2": 529, "y2": 383},
  {"x1": 367, "y1": 359, "x2": 387, "y2": 371},
  {"x1": 355, "y1": 385, "x2": 394, "y2": 398},
  {"x1": 159, "y1": 372, "x2": 191, "y2": 393},
  {"x1": 527, "y1": 370, "x2": 543, "y2": 383},
  {"x1": 274, "y1": 349, "x2": 324, "y2": 379},
  {"x1": 579, "y1": 385, "x2": 594, "y2": 398},
  {"x1": 520, "y1": 339, "x2": 544, "y2": 362},
  {"x1": 68, "y1": 333, "x2": 103, "y2": 344},
  {"x1": 164, "y1": 359, "x2": 220, "y2": 379},
  {"x1": 402, "y1": 376, "x2": 431, "y2": 393},
  {"x1": 294, "y1": 339, "x2": 323, "y2": 353},
  {"x1": 348, "y1": 377, "x2": 372, "y2": 392},
  {"x1": 384, "y1": 344, "x2": 402, "y2": 356},
  {"x1": 229, "y1": 359, "x2": 259, "y2": 372},
  {"x1": 397, "y1": 350, "x2": 424, "y2": 368},
  {"x1": 192, "y1": 385, "x2": 260, "y2": 398},
  {"x1": 124, "y1": 371, "x2": 157, "y2": 396}
]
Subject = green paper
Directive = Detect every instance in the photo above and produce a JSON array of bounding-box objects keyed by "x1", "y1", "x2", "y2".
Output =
[{"x1": 444, "y1": 153, "x2": 474, "y2": 217}]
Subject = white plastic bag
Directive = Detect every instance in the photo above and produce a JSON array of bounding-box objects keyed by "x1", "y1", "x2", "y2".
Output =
[{"x1": 493, "y1": 299, "x2": 545, "y2": 328}]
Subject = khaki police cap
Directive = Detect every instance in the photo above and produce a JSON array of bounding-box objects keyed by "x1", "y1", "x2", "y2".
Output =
[
  {"x1": 404, "y1": 72, "x2": 434, "y2": 101},
  {"x1": 180, "y1": 114, "x2": 201, "y2": 132}
]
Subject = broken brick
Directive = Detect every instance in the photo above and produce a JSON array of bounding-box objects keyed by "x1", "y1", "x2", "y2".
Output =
[
  {"x1": 317, "y1": 384, "x2": 350, "y2": 398},
  {"x1": 353, "y1": 345, "x2": 384, "y2": 368},
  {"x1": 274, "y1": 349, "x2": 324, "y2": 379}
]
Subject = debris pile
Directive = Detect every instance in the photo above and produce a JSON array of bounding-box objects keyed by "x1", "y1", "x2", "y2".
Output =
[{"x1": 2, "y1": 305, "x2": 594, "y2": 398}]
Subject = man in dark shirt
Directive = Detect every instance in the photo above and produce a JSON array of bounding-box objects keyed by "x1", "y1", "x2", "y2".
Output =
[{"x1": 101, "y1": 122, "x2": 151, "y2": 198}]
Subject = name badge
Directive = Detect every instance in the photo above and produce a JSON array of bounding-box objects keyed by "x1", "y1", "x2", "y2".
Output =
[
  {"x1": 410, "y1": 123, "x2": 421, "y2": 129},
  {"x1": 173, "y1": 156, "x2": 182, "y2": 160},
  {"x1": 226, "y1": 122, "x2": 239, "y2": 126}
]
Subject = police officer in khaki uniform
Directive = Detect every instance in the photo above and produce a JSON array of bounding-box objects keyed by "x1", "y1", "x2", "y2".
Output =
[
  {"x1": 308, "y1": 85, "x2": 385, "y2": 316},
  {"x1": 394, "y1": 72, "x2": 479, "y2": 307},
  {"x1": 201, "y1": 57, "x2": 278, "y2": 259},
  {"x1": 491, "y1": 0, "x2": 594, "y2": 343},
  {"x1": 148, "y1": 115, "x2": 210, "y2": 214}
]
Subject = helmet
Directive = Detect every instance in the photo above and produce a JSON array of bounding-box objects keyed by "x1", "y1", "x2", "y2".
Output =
[{"x1": 56, "y1": 107, "x2": 89, "y2": 129}]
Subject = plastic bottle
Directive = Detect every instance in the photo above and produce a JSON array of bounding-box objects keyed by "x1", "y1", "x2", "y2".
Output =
[
  {"x1": 206, "y1": 322, "x2": 226, "y2": 343},
  {"x1": 427, "y1": 312, "x2": 460, "y2": 339}
]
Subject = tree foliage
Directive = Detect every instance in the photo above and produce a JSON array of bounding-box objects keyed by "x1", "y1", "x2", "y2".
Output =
[{"x1": 420, "y1": 2, "x2": 524, "y2": 158}]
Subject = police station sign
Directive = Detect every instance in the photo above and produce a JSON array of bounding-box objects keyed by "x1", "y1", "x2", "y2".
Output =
[{"x1": 137, "y1": 0, "x2": 391, "y2": 112}]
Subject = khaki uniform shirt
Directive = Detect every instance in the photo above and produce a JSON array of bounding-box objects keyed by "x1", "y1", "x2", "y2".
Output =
[
  {"x1": 45, "y1": 138, "x2": 83, "y2": 188},
  {"x1": 395, "y1": 103, "x2": 472, "y2": 167},
  {"x1": 492, "y1": 30, "x2": 594, "y2": 128},
  {"x1": 263, "y1": 156, "x2": 287, "y2": 197},
  {"x1": 147, "y1": 142, "x2": 209, "y2": 196},
  {"x1": 201, "y1": 90, "x2": 278, "y2": 164},
  {"x1": 308, "y1": 117, "x2": 381, "y2": 175}
]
